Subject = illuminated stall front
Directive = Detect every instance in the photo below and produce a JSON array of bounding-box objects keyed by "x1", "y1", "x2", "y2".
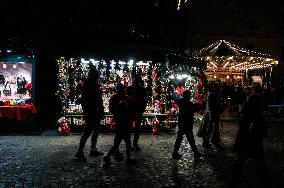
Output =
[{"x1": 56, "y1": 49, "x2": 206, "y2": 133}]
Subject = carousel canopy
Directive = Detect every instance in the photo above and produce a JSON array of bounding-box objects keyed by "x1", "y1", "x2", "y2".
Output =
[{"x1": 195, "y1": 40, "x2": 278, "y2": 71}]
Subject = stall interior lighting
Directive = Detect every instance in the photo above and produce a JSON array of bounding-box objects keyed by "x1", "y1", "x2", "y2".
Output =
[
  {"x1": 119, "y1": 61, "x2": 126, "y2": 65},
  {"x1": 128, "y1": 59, "x2": 134, "y2": 65},
  {"x1": 136, "y1": 61, "x2": 150, "y2": 66}
]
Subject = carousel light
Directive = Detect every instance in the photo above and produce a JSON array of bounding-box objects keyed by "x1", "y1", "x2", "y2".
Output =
[
  {"x1": 228, "y1": 56, "x2": 233, "y2": 60},
  {"x1": 214, "y1": 75, "x2": 217, "y2": 79},
  {"x1": 169, "y1": 75, "x2": 175, "y2": 79},
  {"x1": 3, "y1": 64, "x2": 6, "y2": 68},
  {"x1": 223, "y1": 62, "x2": 229, "y2": 68},
  {"x1": 210, "y1": 62, "x2": 217, "y2": 68},
  {"x1": 226, "y1": 75, "x2": 230, "y2": 79},
  {"x1": 6, "y1": 49, "x2": 12, "y2": 53},
  {"x1": 13, "y1": 64, "x2": 16, "y2": 69}
]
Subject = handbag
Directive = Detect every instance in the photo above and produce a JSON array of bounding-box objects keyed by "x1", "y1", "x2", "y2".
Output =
[{"x1": 3, "y1": 82, "x2": 12, "y2": 96}]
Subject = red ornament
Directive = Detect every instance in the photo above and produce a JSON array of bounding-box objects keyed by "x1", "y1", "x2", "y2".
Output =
[{"x1": 59, "y1": 121, "x2": 71, "y2": 136}]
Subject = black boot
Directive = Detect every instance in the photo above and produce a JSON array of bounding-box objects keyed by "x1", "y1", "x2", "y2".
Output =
[
  {"x1": 75, "y1": 150, "x2": 87, "y2": 162},
  {"x1": 172, "y1": 152, "x2": 183, "y2": 160},
  {"x1": 89, "y1": 149, "x2": 103, "y2": 157}
]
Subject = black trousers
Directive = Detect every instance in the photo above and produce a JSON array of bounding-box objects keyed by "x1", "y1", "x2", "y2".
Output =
[
  {"x1": 173, "y1": 128, "x2": 198, "y2": 154},
  {"x1": 207, "y1": 118, "x2": 221, "y2": 145},
  {"x1": 107, "y1": 132, "x2": 132, "y2": 159},
  {"x1": 133, "y1": 114, "x2": 143, "y2": 146},
  {"x1": 78, "y1": 117, "x2": 101, "y2": 152}
]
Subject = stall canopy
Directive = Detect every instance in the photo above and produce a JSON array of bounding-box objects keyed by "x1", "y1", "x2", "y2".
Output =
[{"x1": 194, "y1": 40, "x2": 279, "y2": 82}]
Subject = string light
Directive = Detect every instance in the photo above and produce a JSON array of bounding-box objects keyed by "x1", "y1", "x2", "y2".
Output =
[{"x1": 196, "y1": 40, "x2": 279, "y2": 72}]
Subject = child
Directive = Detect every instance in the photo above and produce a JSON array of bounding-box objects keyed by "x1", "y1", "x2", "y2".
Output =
[
  {"x1": 103, "y1": 84, "x2": 136, "y2": 165},
  {"x1": 172, "y1": 90, "x2": 204, "y2": 161}
]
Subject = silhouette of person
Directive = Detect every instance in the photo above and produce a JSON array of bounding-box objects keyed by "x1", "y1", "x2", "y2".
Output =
[
  {"x1": 172, "y1": 90, "x2": 204, "y2": 161},
  {"x1": 127, "y1": 74, "x2": 147, "y2": 151},
  {"x1": 196, "y1": 88, "x2": 211, "y2": 148},
  {"x1": 207, "y1": 83, "x2": 223, "y2": 150},
  {"x1": 230, "y1": 84, "x2": 270, "y2": 187},
  {"x1": 103, "y1": 83, "x2": 136, "y2": 165},
  {"x1": 75, "y1": 64, "x2": 105, "y2": 161}
]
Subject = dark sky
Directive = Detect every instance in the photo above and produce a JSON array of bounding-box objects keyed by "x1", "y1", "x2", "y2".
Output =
[
  {"x1": 186, "y1": 0, "x2": 284, "y2": 59},
  {"x1": 0, "y1": 0, "x2": 283, "y2": 58}
]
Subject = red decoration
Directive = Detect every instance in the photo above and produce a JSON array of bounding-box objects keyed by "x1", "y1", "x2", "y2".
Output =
[
  {"x1": 152, "y1": 117, "x2": 159, "y2": 135},
  {"x1": 58, "y1": 121, "x2": 71, "y2": 136},
  {"x1": 176, "y1": 86, "x2": 184, "y2": 95}
]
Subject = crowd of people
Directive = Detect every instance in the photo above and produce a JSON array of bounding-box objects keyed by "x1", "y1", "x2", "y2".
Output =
[
  {"x1": 219, "y1": 82, "x2": 284, "y2": 115},
  {"x1": 74, "y1": 64, "x2": 272, "y2": 186}
]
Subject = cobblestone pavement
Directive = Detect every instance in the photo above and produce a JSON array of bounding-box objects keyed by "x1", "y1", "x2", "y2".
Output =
[{"x1": 0, "y1": 119, "x2": 283, "y2": 188}]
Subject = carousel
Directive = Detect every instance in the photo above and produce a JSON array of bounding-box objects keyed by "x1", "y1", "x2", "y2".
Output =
[{"x1": 195, "y1": 40, "x2": 279, "y2": 85}]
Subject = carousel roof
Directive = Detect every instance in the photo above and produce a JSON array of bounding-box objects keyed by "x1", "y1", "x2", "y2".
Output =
[{"x1": 195, "y1": 40, "x2": 278, "y2": 71}]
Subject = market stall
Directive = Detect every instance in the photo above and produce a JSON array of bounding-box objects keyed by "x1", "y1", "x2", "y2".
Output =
[
  {"x1": 195, "y1": 40, "x2": 279, "y2": 85},
  {"x1": 0, "y1": 51, "x2": 36, "y2": 121},
  {"x1": 56, "y1": 50, "x2": 206, "y2": 134}
]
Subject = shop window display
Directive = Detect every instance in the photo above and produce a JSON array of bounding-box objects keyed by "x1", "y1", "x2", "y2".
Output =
[
  {"x1": 0, "y1": 62, "x2": 32, "y2": 104},
  {"x1": 0, "y1": 55, "x2": 35, "y2": 122}
]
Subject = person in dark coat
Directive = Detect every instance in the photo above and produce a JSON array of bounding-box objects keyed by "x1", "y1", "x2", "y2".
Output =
[
  {"x1": 103, "y1": 83, "x2": 136, "y2": 165},
  {"x1": 172, "y1": 90, "x2": 204, "y2": 161},
  {"x1": 127, "y1": 75, "x2": 148, "y2": 150},
  {"x1": 206, "y1": 83, "x2": 223, "y2": 150},
  {"x1": 75, "y1": 64, "x2": 105, "y2": 161},
  {"x1": 230, "y1": 84, "x2": 270, "y2": 187}
]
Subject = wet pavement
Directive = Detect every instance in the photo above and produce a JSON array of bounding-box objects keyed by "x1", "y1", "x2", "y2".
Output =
[{"x1": 0, "y1": 117, "x2": 284, "y2": 188}]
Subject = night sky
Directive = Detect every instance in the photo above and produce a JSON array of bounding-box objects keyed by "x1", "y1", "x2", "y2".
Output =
[{"x1": 0, "y1": 0, "x2": 283, "y2": 59}]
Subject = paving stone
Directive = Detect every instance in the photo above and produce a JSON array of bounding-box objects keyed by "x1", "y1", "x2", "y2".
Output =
[{"x1": 0, "y1": 121, "x2": 283, "y2": 187}]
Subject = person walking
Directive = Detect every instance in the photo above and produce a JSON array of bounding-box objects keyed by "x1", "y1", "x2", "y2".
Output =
[
  {"x1": 172, "y1": 90, "x2": 204, "y2": 161},
  {"x1": 74, "y1": 64, "x2": 105, "y2": 161},
  {"x1": 127, "y1": 75, "x2": 147, "y2": 151},
  {"x1": 230, "y1": 84, "x2": 270, "y2": 187},
  {"x1": 103, "y1": 83, "x2": 136, "y2": 165}
]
